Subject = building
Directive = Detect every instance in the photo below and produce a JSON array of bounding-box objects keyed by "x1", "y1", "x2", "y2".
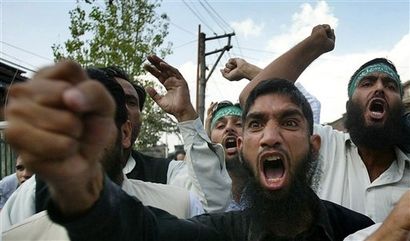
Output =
[{"x1": 0, "y1": 61, "x2": 27, "y2": 179}]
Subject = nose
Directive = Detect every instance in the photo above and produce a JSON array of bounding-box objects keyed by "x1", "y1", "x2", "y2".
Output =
[
  {"x1": 260, "y1": 122, "x2": 282, "y2": 148},
  {"x1": 372, "y1": 79, "x2": 387, "y2": 97},
  {"x1": 22, "y1": 169, "x2": 33, "y2": 179},
  {"x1": 374, "y1": 79, "x2": 384, "y2": 90},
  {"x1": 224, "y1": 121, "x2": 237, "y2": 133}
]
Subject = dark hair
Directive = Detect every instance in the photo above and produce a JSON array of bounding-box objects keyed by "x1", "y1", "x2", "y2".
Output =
[
  {"x1": 99, "y1": 66, "x2": 146, "y2": 111},
  {"x1": 86, "y1": 68, "x2": 127, "y2": 129},
  {"x1": 243, "y1": 79, "x2": 314, "y2": 134},
  {"x1": 348, "y1": 58, "x2": 401, "y2": 98}
]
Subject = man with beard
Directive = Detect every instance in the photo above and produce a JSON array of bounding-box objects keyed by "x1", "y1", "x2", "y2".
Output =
[
  {"x1": 1, "y1": 66, "x2": 204, "y2": 237},
  {"x1": 100, "y1": 66, "x2": 231, "y2": 213},
  {"x1": 204, "y1": 101, "x2": 249, "y2": 210},
  {"x1": 239, "y1": 24, "x2": 410, "y2": 224},
  {"x1": 98, "y1": 66, "x2": 171, "y2": 183},
  {"x1": 5, "y1": 53, "x2": 374, "y2": 240}
]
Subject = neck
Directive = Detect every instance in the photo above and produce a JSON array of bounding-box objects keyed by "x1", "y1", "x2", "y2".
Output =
[
  {"x1": 122, "y1": 148, "x2": 132, "y2": 167},
  {"x1": 228, "y1": 171, "x2": 248, "y2": 203},
  {"x1": 357, "y1": 145, "x2": 396, "y2": 182}
]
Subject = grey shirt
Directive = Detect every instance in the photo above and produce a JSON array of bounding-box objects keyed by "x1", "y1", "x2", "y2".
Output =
[{"x1": 0, "y1": 174, "x2": 18, "y2": 209}]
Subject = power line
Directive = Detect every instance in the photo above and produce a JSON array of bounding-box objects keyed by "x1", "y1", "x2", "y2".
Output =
[
  {"x1": 240, "y1": 46, "x2": 281, "y2": 55},
  {"x1": 199, "y1": 1, "x2": 243, "y2": 60},
  {"x1": 170, "y1": 22, "x2": 196, "y2": 36},
  {"x1": 203, "y1": 0, "x2": 233, "y2": 32},
  {"x1": 182, "y1": 0, "x2": 216, "y2": 35},
  {"x1": 0, "y1": 41, "x2": 53, "y2": 61},
  {"x1": 233, "y1": 36, "x2": 244, "y2": 59},
  {"x1": 172, "y1": 39, "x2": 197, "y2": 49},
  {"x1": 199, "y1": 1, "x2": 227, "y2": 33}
]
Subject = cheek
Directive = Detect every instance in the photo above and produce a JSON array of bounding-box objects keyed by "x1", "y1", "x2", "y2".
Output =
[
  {"x1": 127, "y1": 110, "x2": 140, "y2": 122},
  {"x1": 241, "y1": 136, "x2": 260, "y2": 174},
  {"x1": 288, "y1": 134, "x2": 310, "y2": 162},
  {"x1": 16, "y1": 171, "x2": 23, "y2": 178},
  {"x1": 235, "y1": 127, "x2": 243, "y2": 135},
  {"x1": 210, "y1": 130, "x2": 223, "y2": 143}
]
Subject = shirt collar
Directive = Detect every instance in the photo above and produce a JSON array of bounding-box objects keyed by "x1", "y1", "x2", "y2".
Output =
[
  {"x1": 122, "y1": 154, "x2": 136, "y2": 175},
  {"x1": 345, "y1": 134, "x2": 410, "y2": 165}
]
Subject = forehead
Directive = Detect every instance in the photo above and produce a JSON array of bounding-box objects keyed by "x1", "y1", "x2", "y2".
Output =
[
  {"x1": 16, "y1": 156, "x2": 23, "y2": 166},
  {"x1": 115, "y1": 77, "x2": 139, "y2": 97},
  {"x1": 360, "y1": 71, "x2": 395, "y2": 80},
  {"x1": 215, "y1": 115, "x2": 241, "y2": 123},
  {"x1": 247, "y1": 94, "x2": 303, "y2": 118}
]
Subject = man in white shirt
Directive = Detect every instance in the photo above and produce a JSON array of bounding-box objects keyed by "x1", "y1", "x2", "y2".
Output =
[
  {"x1": 0, "y1": 156, "x2": 33, "y2": 210},
  {"x1": 239, "y1": 24, "x2": 410, "y2": 224},
  {"x1": 101, "y1": 66, "x2": 231, "y2": 213}
]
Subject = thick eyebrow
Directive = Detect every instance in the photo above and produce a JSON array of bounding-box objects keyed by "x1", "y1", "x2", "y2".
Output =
[
  {"x1": 245, "y1": 108, "x2": 304, "y2": 122},
  {"x1": 381, "y1": 76, "x2": 399, "y2": 87},
  {"x1": 280, "y1": 108, "x2": 305, "y2": 120},
  {"x1": 125, "y1": 94, "x2": 139, "y2": 103},
  {"x1": 245, "y1": 112, "x2": 267, "y2": 122}
]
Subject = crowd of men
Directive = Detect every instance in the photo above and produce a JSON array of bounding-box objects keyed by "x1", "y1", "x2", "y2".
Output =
[{"x1": 0, "y1": 24, "x2": 409, "y2": 241}]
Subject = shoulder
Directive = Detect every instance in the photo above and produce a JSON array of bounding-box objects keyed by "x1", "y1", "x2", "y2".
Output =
[
  {"x1": 322, "y1": 200, "x2": 374, "y2": 238},
  {"x1": 0, "y1": 174, "x2": 18, "y2": 187}
]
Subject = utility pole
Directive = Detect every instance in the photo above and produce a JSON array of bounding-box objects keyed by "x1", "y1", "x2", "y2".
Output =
[{"x1": 196, "y1": 25, "x2": 235, "y2": 122}]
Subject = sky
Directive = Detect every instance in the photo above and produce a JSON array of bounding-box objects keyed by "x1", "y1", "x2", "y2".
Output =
[{"x1": 1, "y1": 0, "x2": 409, "y2": 148}]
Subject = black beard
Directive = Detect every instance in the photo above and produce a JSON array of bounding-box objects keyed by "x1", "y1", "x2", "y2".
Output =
[
  {"x1": 345, "y1": 100, "x2": 404, "y2": 149},
  {"x1": 241, "y1": 149, "x2": 320, "y2": 238},
  {"x1": 102, "y1": 133, "x2": 124, "y2": 185},
  {"x1": 226, "y1": 154, "x2": 249, "y2": 177}
]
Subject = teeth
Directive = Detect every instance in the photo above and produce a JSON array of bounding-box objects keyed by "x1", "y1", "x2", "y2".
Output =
[
  {"x1": 265, "y1": 156, "x2": 280, "y2": 161},
  {"x1": 267, "y1": 177, "x2": 281, "y2": 182}
]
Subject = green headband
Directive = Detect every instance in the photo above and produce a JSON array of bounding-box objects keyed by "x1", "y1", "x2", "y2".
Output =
[
  {"x1": 211, "y1": 105, "x2": 242, "y2": 129},
  {"x1": 348, "y1": 63, "x2": 402, "y2": 98}
]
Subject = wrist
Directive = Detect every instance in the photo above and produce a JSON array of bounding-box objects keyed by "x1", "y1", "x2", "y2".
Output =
[
  {"x1": 48, "y1": 165, "x2": 104, "y2": 217},
  {"x1": 305, "y1": 35, "x2": 331, "y2": 57},
  {"x1": 242, "y1": 62, "x2": 262, "y2": 80},
  {"x1": 177, "y1": 106, "x2": 198, "y2": 122}
]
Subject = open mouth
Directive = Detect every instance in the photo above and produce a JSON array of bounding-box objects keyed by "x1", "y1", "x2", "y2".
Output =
[
  {"x1": 368, "y1": 98, "x2": 386, "y2": 120},
  {"x1": 261, "y1": 154, "x2": 286, "y2": 190},
  {"x1": 224, "y1": 136, "x2": 237, "y2": 155}
]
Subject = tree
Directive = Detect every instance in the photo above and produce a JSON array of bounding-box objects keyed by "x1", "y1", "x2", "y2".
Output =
[{"x1": 52, "y1": 0, "x2": 178, "y2": 149}]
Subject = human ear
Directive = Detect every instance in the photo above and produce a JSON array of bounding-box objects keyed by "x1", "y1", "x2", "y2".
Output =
[
  {"x1": 310, "y1": 134, "x2": 321, "y2": 155},
  {"x1": 121, "y1": 120, "x2": 132, "y2": 149}
]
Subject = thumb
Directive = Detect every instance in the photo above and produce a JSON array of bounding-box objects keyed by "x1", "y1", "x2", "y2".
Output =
[{"x1": 63, "y1": 80, "x2": 115, "y2": 118}]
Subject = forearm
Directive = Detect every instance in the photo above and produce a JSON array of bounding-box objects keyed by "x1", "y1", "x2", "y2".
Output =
[
  {"x1": 171, "y1": 118, "x2": 232, "y2": 212},
  {"x1": 47, "y1": 166, "x2": 104, "y2": 217},
  {"x1": 48, "y1": 176, "x2": 158, "y2": 241},
  {"x1": 239, "y1": 35, "x2": 326, "y2": 106},
  {"x1": 241, "y1": 62, "x2": 262, "y2": 80},
  {"x1": 366, "y1": 224, "x2": 409, "y2": 241}
]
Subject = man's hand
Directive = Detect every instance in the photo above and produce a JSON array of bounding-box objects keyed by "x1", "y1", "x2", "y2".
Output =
[
  {"x1": 5, "y1": 61, "x2": 116, "y2": 216},
  {"x1": 239, "y1": 24, "x2": 335, "y2": 106},
  {"x1": 144, "y1": 55, "x2": 198, "y2": 122},
  {"x1": 220, "y1": 58, "x2": 261, "y2": 81},
  {"x1": 310, "y1": 24, "x2": 335, "y2": 55}
]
